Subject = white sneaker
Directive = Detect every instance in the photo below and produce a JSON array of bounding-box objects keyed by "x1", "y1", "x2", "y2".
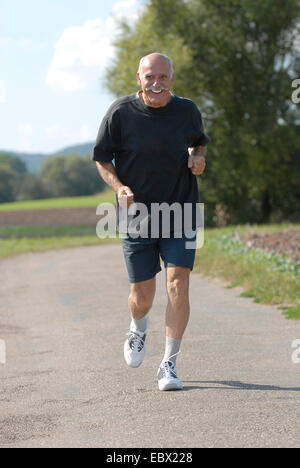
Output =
[
  {"x1": 157, "y1": 355, "x2": 183, "y2": 391},
  {"x1": 124, "y1": 327, "x2": 147, "y2": 368}
]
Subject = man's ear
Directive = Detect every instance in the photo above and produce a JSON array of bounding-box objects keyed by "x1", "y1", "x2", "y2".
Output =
[
  {"x1": 170, "y1": 73, "x2": 175, "y2": 87},
  {"x1": 136, "y1": 72, "x2": 142, "y2": 86}
]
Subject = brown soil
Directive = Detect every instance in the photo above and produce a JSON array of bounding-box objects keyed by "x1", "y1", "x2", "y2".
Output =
[
  {"x1": 243, "y1": 228, "x2": 300, "y2": 264},
  {"x1": 0, "y1": 207, "x2": 98, "y2": 226}
]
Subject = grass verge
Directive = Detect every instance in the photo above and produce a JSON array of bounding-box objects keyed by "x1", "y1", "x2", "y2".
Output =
[
  {"x1": 0, "y1": 224, "x2": 97, "y2": 238},
  {"x1": 0, "y1": 235, "x2": 121, "y2": 261},
  {"x1": 194, "y1": 225, "x2": 300, "y2": 320},
  {"x1": 0, "y1": 189, "x2": 116, "y2": 211}
]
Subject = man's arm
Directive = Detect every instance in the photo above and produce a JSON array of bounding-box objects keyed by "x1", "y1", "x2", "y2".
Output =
[
  {"x1": 96, "y1": 161, "x2": 134, "y2": 206},
  {"x1": 187, "y1": 145, "x2": 207, "y2": 175}
]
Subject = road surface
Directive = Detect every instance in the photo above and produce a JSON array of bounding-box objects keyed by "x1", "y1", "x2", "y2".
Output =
[{"x1": 0, "y1": 244, "x2": 299, "y2": 448}]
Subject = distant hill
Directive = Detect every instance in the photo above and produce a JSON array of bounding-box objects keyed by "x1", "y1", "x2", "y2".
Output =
[
  {"x1": 0, "y1": 151, "x2": 47, "y2": 174},
  {"x1": 53, "y1": 142, "x2": 94, "y2": 157},
  {"x1": 0, "y1": 142, "x2": 94, "y2": 174}
]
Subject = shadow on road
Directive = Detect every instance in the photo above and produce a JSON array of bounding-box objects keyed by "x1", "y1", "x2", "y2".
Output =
[{"x1": 182, "y1": 381, "x2": 300, "y2": 392}]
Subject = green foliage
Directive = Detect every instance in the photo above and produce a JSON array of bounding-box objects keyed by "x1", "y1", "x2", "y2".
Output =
[
  {"x1": 0, "y1": 153, "x2": 27, "y2": 174},
  {"x1": 40, "y1": 155, "x2": 70, "y2": 198},
  {"x1": 0, "y1": 165, "x2": 18, "y2": 202},
  {"x1": 105, "y1": 0, "x2": 300, "y2": 226},
  {"x1": 15, "y1": 173, "x2": 47, "y2": 201},
  {"x1": 282, "y1": 306, "x2": 300, "y2": 320},
  {"x1": 214, "y1": 234, "x2": 300, "y2": 276},
  {"x1": 0, "y1": 153, "x2": 28, "y2": 202},
  {"x1": 40, "y1": 154, "x2": 105, "y2": 198},
  {"x1": 64, "y1": 154, "x2": 103, "y2": 196},
  {"x1": 0, "y1": 152, "x2": 105, "y2": 203}
]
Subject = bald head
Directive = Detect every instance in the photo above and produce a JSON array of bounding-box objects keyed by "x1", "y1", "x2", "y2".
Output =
[
  {"x1": 138, "y1": 53, "x2": 174, "y2": 79},
  {"x1": 137, "y1": 52, "x2": 174, "y2": 108}
]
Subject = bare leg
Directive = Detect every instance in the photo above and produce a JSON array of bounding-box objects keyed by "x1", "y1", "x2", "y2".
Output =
[
  {"x1": 165, "y1": 267, "x2": 191, "y2": 339},
  {"x1": 128, "y1": 276, "x2": 156, "y2": 320},
  {"x1": 157, "y1": 266, "x2": 190, "y2": 390}
]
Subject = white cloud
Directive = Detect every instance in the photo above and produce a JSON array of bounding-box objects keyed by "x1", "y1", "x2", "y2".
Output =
[
  {"x1": 0, "y1": 80, "x2": 7, "y2": 104},
  {"x1": 46, "y1": 18, "x2": 115, "y2": 92},
  {"x1": 112, "y1": 0, "x2": 141, "y2": 22},
  {"x1": 46, "y1": 0, "x2": 141, "y2": 93}
]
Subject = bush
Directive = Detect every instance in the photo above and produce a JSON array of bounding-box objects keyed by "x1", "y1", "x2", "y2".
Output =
[
  {"x1": 16, "y1": 173, "x2": 48, "y2": 201},
  {"x1": 0, "y1": 166, "x2": 18, "y2": 202},
  {"x1": 40, "y1": 154, "x2": 105, "y2": 198}
]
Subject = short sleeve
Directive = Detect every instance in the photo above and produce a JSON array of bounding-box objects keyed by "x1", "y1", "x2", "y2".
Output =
[
  {"x1": 91, "y1": 108, "x2": 121, "y2": 162},
  {"x1": 189, "y1": 103, "x2": 211, "y2": 147}
]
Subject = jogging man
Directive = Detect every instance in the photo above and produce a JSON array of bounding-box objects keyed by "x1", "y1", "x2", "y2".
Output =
[{"x1": 92, "y1": 53, "x2": 210, "y2": 391}]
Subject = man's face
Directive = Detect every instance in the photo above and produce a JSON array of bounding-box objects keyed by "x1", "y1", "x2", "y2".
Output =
[{"x1": 137, "y1": 57, "x2": 174, "y2": 108}]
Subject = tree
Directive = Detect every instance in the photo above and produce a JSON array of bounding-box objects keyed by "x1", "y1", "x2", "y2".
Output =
[
  {"x1": 15, "y1": 174, "x2": 48, "y2": 201},
  {"x1": 0, "y1": 166, "x2": 17, "y2": 202},
  {"x1": 40, "y1": 156, "x2": 70, "y2": 198},
  {"x1": 40, "y1": 154, "x2": 105, "y2": 198},
  {"x1": 0, "y1": 153, "x2": 27, "y2": 174},
  {"x1": 0, "y1": 153, "x2": 28, "y2": 202},
  {"x1": 105, "y1": 0, "x2": 300, "y2": 225},
  {"x1": 65, "y1": 154, "x2": 105, "y2": 196}
]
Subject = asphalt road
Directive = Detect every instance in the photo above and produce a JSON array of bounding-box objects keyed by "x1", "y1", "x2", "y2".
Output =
[{"x1": 0, "y1": 244, "x2": 300, "y2": 448}]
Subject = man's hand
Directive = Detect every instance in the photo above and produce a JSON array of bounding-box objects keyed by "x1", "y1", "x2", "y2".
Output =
[
  {"x1": 188, "y1": 145, "x2": 207, "y2": 175},
  {"x1": 117, "y1": 185, "x2": 134, "y2": 208}
]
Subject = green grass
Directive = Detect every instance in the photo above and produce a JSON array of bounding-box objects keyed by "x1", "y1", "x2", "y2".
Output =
[
  {"x1": 194, "y1": 224, "x2": 300, "y2": 320},
  {"x1": 0, "y1": 224, "x2": 97, "y2": 238},
  {"x1": 0, "y1": 188, "x2": 116, "y2": 211},
  {"x1": 0, "y1": 235, "x2": 121, "y2": 261}
]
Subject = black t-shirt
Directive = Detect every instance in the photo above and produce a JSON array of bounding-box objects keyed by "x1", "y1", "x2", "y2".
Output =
[{"x1": 92, "y1": 93, "x2": 210, "y2": 236}]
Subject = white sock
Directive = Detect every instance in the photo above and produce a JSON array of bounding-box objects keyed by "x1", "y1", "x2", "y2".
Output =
[
  {"x1": 163, "y1": 336, "x2": 182, "y2": 365},
  {"x1": 131, "y1": 314, "x2": 149, "y2": 333}
]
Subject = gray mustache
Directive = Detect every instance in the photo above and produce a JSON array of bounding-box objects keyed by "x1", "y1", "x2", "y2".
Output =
[{"x1": 145, "y1": 86, "x2": 169, "y2": 92}]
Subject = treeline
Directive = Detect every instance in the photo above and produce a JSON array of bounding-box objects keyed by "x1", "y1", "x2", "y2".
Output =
[
  {"x1": 105, "y1": 0, "x2": 300, "y2": 225},
  {"x1": 0, "y1": 153, "x2": 105, "y2": 203}
]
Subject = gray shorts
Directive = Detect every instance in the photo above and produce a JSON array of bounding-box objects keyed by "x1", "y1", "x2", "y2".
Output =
[{"x1": 121, "y1": 232, "x2": 197, "y2": 284}]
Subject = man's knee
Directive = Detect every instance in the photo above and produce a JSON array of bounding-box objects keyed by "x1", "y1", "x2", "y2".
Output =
[
  {"x1": 129, "y1": 279, "x2": 156, "y2": 311},
  {"x1": 129, "y1": 291, "x2": 153, "y2": 311},
  {"x1": 166, "y1": 268, "x2": 190, "y2": 300}
]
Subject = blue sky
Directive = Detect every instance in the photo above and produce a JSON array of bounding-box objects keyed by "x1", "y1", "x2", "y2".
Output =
[{"x1": 0, "y1": 0, "x2": 141, "y2": 153}]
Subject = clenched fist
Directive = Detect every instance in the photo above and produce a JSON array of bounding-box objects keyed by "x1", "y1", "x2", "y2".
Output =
[
  {"x1": 117, "y1": 185, "x2": 134, "y2": 208},
  {"x1": 188, "y1": 154, "x2": 206, "y2": 175}
]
